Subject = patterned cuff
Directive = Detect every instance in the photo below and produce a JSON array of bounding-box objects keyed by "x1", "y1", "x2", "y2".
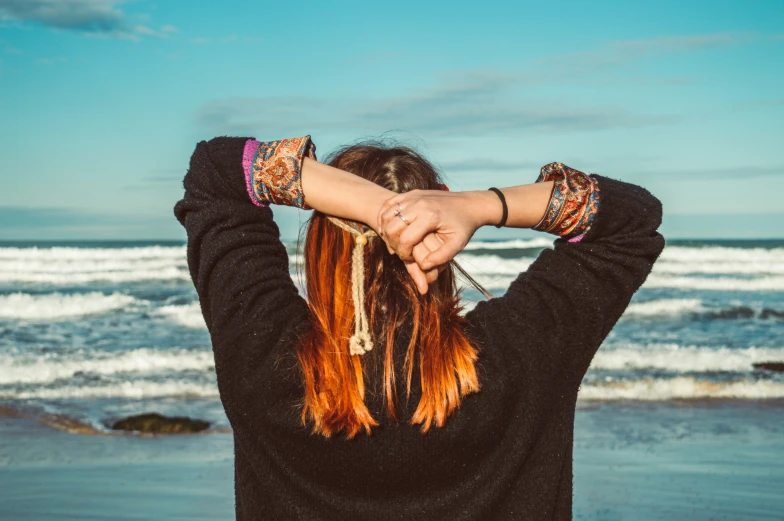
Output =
[
  {"x1": 532, "y1": 162, "x2": 600, "y2": 239},
  {"x1": 243, "y1": 136, "x2": 318, "y2": 209}
]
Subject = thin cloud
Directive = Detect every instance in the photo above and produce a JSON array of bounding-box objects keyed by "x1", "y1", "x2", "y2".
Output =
[
  {"x1": 340, "y1": 50, "x2": 405, "y2": 67},
  {"x1": 439, "y1": 159, "x2": 545, "y2": 173},
  {"x1": 542, "y1": 32, "x2": 778, "y2": 70},
  {"x1": 132, "y1": 168, "x2": 187, "y2": 186},
  {"x1": 35, "y1": 56, "x2": 67, "y2": 64},
  {"x1": 0, "y1": 206, "x2": 179, "y2": 239},
  {"x1": 132, "y1": 25, "x2": 168, "y2": 39},
  {"x1": 189, "y1": 35, "x2": 238, "y2": 45},
  {"x1": 0, "y1": 0, "x2": 125, "y2": 31},
  {"x1": 0, "y1": 205, "x2": 139, "y2": 228},
  {"x1": 0, "y1": 0, "x2": 176, "y2": 40},
  {"x1": 637, "y1": 165, "x2": 782, "y2": 180},
  {"x1": 195, "y1": 70, "x2": 675, "y2": 138},
  {"x1": 731, "y1": 97, "x2": 784, "y2": 110}
]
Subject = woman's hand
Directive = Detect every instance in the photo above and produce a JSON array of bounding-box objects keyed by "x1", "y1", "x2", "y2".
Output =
[
  {"x1": 377, "y1": 190, "x2": 488, "y2": 275},
  {"x1": 400, "y1": 233, "x2": 448, "y2": 295}
]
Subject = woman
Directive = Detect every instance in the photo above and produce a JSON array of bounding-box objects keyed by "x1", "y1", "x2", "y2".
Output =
[{"x1": 174, "y1": 134, "x2": 664, "y2": 520}]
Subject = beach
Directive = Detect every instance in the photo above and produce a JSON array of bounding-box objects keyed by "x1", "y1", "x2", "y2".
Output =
[
  {"x1": 1, "y1": 238, "x2": 783, "y2": 519},
  {"x1": 2, "y1": 400, "x2": 782, "y2": 520}
]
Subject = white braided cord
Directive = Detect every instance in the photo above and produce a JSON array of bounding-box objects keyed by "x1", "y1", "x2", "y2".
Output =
[{"x1": 325, "y1": 216, "x2": 378, "y2": 356}]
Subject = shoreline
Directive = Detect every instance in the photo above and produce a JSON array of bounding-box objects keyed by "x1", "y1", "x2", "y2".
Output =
[
  {"x1": 0, "y1": 404, "x2": 231, "y2": 437},
  {"x1": 2, "y1": 397, "x2": 783, "y2": 437},
  {"x1": 1, "y1": 400, "x2": 782, "y2": 520}
]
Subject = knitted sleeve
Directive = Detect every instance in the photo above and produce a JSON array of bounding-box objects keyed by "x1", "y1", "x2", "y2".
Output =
[
  {"x1": 173, "y1": 136, "x2": 310, "y2": 430},
  {"x1": 464, "y1": 171, "x2": 665, "y2": 389}
]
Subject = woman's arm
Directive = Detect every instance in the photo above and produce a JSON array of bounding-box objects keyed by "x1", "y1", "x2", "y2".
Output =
[
  {"x1": 300, "y1": 157, "x2": 393, "y2": 229},
  {"x1": 379, "y1": 162, "x2": 599, "y2": 268},
  {"x1": 299, "y1": 157, "x2": 445, "y2": 294},
  {"x1": 174, "y1": 137, "x2": 320, "y2": 431},
  {"x1": 378, "y1": 164, "x2": 664, "y2": 385},
  {"x1": 376, "y1": 180, "x2": 557, "y2": 268}
]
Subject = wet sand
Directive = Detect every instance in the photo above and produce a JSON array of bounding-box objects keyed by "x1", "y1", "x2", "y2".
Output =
[
  {"x1": 573, "y1": 400, "x2": 784, "y2": 520},
  {"x1": 1, "y1": 400, "x2": 782, "y2": 520}
]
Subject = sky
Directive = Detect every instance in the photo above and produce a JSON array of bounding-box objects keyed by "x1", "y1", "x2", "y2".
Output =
[{"x1": 0, "y1": 0, "x2": 782, "y2": 241}]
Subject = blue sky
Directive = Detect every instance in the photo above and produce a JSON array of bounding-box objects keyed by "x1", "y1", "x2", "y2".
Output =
[{"x1": 1, "y1": 0, "x2": 782, "y2": 241}]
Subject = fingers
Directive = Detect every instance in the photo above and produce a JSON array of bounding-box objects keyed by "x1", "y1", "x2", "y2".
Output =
[
  {"x1": 403, "y1": 258, "x2": 429, "y2": 295},
  {"x1": 380, "y1": 210, "x2": 414, "y2": 252},
  {"x1": 377, "y1": 191, "x2": 420, "y2": 231},
  {"x1": 395, "y1": 220, "x2": 437, "y2": 262},
  {"x1": 412, "y1": 240, "x2": 441, "y2": 285},
  {"x1": 421, "y1": 237, "x2": 461, "y2": 270},
  {"x1": 378, "y1": 204, "x2": 421, "y2": 258},
  {"x1": 377, "y1": 191, "x2": 412, "y2": 220},
  {"x1": 376, "y1": 193, "x2": 409, "y2": 238},
  {"x1": 376, "y1": 191, "x2": 452, "y2": 292}
]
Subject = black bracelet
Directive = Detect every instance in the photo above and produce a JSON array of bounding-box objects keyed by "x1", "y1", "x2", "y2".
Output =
[{"x1": 488, "y1": 187, "x2": 508, "y2": 229}]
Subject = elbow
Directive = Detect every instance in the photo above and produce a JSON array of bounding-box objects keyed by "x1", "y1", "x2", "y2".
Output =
[
  {"x1": 649, "y1": 192, "x2": 663, "y2": 233},
  {"x1": 630, "y1": 181, "x2": 664, "y2": 234},
  {"x1": 181, "y1": 140, "x2": 209, "y2": 197},
  {"x1": 641, "y1": 190, "x2": 666, "y2": 261}
]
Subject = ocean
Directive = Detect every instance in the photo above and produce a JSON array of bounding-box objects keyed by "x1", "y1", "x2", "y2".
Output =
[{"x1": 1, "y1": 238, "x2": 783, "y2": 432}]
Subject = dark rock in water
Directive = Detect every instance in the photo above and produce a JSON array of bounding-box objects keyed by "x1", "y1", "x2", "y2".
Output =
[
  {"x1": 111, "y1": 413, "x2": 211, "y2": 434},
  {"x1": 707, "y1": 306, "x2": 755, "y2": 320},
  {"x1": 760, "y1": 308, "x2": 784, "y2": 320},
  {"x1": 752, "y1": 362, "x2": 784, "y2": 373}
]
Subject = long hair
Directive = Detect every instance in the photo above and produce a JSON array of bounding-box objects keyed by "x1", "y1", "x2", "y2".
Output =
[{"x1": 294, "y1": 141, "x2": 488, "y2": 439}]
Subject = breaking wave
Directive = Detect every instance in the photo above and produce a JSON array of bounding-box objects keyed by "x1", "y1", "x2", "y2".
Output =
[
  {"x1": 0, "y1": 348, "x2": 214, "y2": 385},
  {"x1": 578, "y1": 376, "x2": 784, "y2": 400},
  {"x1": 2, "y1": 380, "x2": 219, "y2": 400},
  {"x1": 590, "y1": 344, "x2": 784, "y2": 373},
  {"x1": 0, "y1": 292, "x2": 139, "y2": 320},
  {"x1": 154, "y1": 302, "x2": 206, "y2": 329}
]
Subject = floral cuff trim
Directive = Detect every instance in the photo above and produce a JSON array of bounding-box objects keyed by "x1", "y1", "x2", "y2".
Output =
[
  {"x1": 532, "y1": 162, "x2": 600, "y2": 239},
  {"x1": 244, "y1": 136, "x2": 318, "y2": 210}
]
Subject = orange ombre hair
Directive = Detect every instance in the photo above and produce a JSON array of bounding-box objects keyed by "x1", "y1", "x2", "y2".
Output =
[{"x1": 294, "y1": 142, "x2": 483, "y2": 439}]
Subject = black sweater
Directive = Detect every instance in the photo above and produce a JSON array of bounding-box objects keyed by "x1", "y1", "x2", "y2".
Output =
[{"x1": 173, "y1": 136, "x2": 665, "y2": 520}]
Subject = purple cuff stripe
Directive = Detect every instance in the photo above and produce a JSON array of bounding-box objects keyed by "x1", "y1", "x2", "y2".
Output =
[{"x1": 243, "y1": 139, "x2": 266, "y2": 207}]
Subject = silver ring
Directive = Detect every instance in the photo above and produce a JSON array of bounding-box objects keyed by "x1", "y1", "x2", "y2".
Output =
[{"x1": 397, "y1": 213, "x2": 410, "y2": 225}]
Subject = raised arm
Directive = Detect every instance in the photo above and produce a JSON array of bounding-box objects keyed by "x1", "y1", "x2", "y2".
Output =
[
  {"x1": 378, "y1": 163, "x2": 665, "y2": 384},
  {"x1": 175, "y1": 135, "x2": 405, "y2": 427},
  {"x1": 174, "y1": 136, "x2": 312, "y2": 338},
  {"x1": 299, "y1": 157, "x2": 446, "y2": 293}
]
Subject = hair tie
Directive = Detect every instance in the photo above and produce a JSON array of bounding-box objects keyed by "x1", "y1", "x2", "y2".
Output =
[
  {"x1": 325, "y1": 216, "x2": 378, "y2": 356},
  {"x1": 487, "y1": 187, "x2": 508, "y2": 228}
]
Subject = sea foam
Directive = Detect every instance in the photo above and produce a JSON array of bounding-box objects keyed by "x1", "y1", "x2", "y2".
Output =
[
  {"x1": 623, "y1": 298, "x2": 705, "y2": 317},
  {"x1": 2, "y1": 380, "x2": 219, "y2": 400},
  {"x1": 154, "y1": 302, "x2": 206, "y2": 329},
  {"x1": 0, "y1": 292, "x2": 139, "y2": 320},
  {"x1": 578, "y1": 376, "x2": 784, "y2": 400},
  {"x1": 0, "y1": 347, "x2": 214, "y2": 385},
  {"x1": 590, "y1": 344, "x2": 784, "y2": 373}
]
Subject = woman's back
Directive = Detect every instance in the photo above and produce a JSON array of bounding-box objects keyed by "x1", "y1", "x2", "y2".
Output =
[{"x1": 174, "y1": 136, "x2": 664, "y2": 520}]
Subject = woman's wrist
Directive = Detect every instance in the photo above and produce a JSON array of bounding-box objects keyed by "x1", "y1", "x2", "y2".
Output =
[
  {"x1": 358, "y1": 185, "x2": 397, "y2": 231},
  {"x1": 472, "y1": 182, "x2": 556, "y2": 229},
  {"x1": 301, "y1": 157, "x2": 395, "y2": 228},
  {"x1": 463, "y1": 190, "x2": 506, "y2": 228}
]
